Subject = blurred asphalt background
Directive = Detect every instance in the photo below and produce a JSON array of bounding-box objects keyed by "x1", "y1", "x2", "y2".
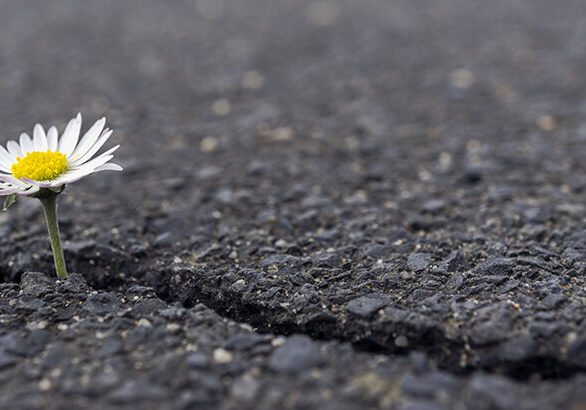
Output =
[{"x1": 1, "y1": 0, "x2": 586, "y2": 170}]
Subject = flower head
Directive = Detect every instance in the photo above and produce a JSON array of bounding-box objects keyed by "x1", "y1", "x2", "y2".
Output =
[{"x1": 0, "y1": 113, "x2": 122, "y2": 196}]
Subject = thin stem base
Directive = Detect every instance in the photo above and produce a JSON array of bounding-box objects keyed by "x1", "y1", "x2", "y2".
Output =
[{"x1": 38, "y1": 190, "x2": 68, "y2": 279}]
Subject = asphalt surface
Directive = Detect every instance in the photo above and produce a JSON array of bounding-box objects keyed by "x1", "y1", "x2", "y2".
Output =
[{"x1": 0, "y1": 1, "x2": 585, "y2": 409}]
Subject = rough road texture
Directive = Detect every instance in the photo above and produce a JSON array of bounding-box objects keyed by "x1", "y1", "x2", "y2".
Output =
[{"x1": 0, "y1": 1, "x2": 585, "y2": 409}]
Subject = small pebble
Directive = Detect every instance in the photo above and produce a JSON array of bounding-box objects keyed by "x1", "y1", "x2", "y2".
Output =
[
  {"x1": 166, "y1": 323, "x2": 181, "y2": 332},
  {"x1": 213, "y1": 347, "x2": 233, "y2": 364},
  {"x1": 394, "y1": 335, "x2": 409, "y2": 348},
  {"x1": 137, "y1": 319, "x2": 152, "y2": 328},
  {"x1": 200, "y1": 136, "x2": 219, "y2": 152},
  {"x1": 242, "y1": 71, "x2": 265, "y2": 89},
  {"x1": 39, "y1": 378, "x2": 52, "y2": 392},
  {"x1": 536, "y1": 115, "x2": 556, "y2": 132},
  {"x1": 305, "y1": 0, "x2": 340, "y2": 26},
  {"x1": 450, "y1": 68, "x2": 474, "y2": 89},
  {"x1": 212, "y1": 99, "x2": 231, "y2": 116}
]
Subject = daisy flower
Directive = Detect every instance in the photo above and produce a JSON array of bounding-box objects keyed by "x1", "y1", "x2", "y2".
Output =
[
  {"x1": 0, "y1": 113, "x2": 121, "y2": 196},
  {"x1": 0, "y1": 114, "x2": 122, "y2": 278}
]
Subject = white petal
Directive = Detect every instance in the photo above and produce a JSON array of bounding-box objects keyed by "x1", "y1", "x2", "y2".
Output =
[
  {"x1": 45, "y1": 166, "x2": 95, "y2": 186},
  {"x1": 48, "y1": 167, "x2": 90, "y2": 183},
  {"x1": 19, "y1": 133, "x2": 34, "y2": 155},
  {"x1": 57, "y1": 163, "x2": 112, "y2": 186},
  {"x1": 94, "y1": 163, "x2": 123, "y2": 172},
  {"x1": 51, "y1": 172, "x2": 91, "y2": 186},
  {"x1": 33, "y1": 124, "x2": 48, "y2": 151},
  {"x1": 0, "y1": 174, "x2": 29, "y2": 187},
  {"x1": 67, "y1": 148, "x2": 118, "y2": 176},
  {"x1": 0, "y1": 189, "x2": 20, "y2": 195},
  {"x1": 71, "y1": 154, "x2": 114, "y2": 173},
  {"x1": 0, "y1": 147, "x2": 14, "y2": 172},
  {"x1": 19, "y1": 177, "x2": 53, "y2": 188},
  {"x1": 58, "y1": 113, "x2": 82, "y2": 156},
  {"x1": 69, "y1": 130, "x2": 113, "y2": 166},
  {"x1": 0, "y1": 184, "x2": 20, "y2": 194},
  {"x1": 0, "y1": 145, "x2": 16, "y2": 165},
  {"x1": 47, "y1": 126, "x2": 58, "y2": 151},
  {"x1": 6, "y1": 140, "x2": 21, "y2": 158},
  {"x1": 0, "y1": 182, "x2": 35, "y2": 195},
  {"x1": 16, "y1": 185, "x2": 39, "y2": 196},
  {"x1": 71, "y1": 117, "x2": 106, "y2": 160}
]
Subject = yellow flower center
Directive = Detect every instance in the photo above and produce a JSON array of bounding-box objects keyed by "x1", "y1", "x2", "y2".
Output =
[{"x1": 11, "y1": 150, "x2": 69, "y2": 181}]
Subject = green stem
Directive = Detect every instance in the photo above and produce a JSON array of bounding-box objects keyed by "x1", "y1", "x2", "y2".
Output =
[{"x1": 39, "y1": 193, "x2": 68, "y2": 279}]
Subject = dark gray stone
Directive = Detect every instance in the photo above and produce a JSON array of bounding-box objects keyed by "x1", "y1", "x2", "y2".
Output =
[
  {"x1": 407, "y1": 253, "x2": 432, "y2": 272},
  {"x1": 0, "y1": 333, "x2": 31, "y2": 357},
  {"x1": 97, "y1": 339, "x2": 124, "y2": 358},
  {"x1": 401, "y1": 371, "x2": 460, "y2": 398},
  {"x1": 261, "y1": 254, "x2": 303, "y2": 268},
  {"x1": 0, "y1": 351, "x2": 16, "y2": 370},
  {"x1": 540, "y1": 293, "x2": 566, "y2": 309},
  {"x1": 134, "y1": 298, "x2": 167, "y2": 314},
  {"x1": 440, "y1": 251, "x2": 468, "y2": 273},
  {"x1": 108, "y1": 381, "x2": 169, "y2": 403},
  {"x1": 468, "y1": 374, "x2": 518, "y2": 410},
  {"x1": 13, "y1": 253, "x2": 35, "y2": 278},
  {"x1": 422, "y1": 199, "x2": 446, "y2": 214},
  {"x1": 362, "y1": 244, "x2": 391, "y2": 259},
  {"x1": 496, "y1": 334, "x2": 537, "y2": 362},
  {"x1": 347, "y1": 293, "x2": 392, "y2": 318},
  {"x1": 567, "y1": 332, "x2": 586, "y2": 368},
  {"x1": 154, "y1": 232, "x2": 174, "y2": 247},
  {"x1": 185, "y1": 353, "x2": 211, "y2": 369},
  {"x1": 82, "y1": 293, "x2": 122, "y2": 315},
  {"x1": 60, "y1": 273, "x2": 89, "y2": 293},
  {"x1": 215, "y1": 188, "x2": 235, "y2": 205},
  {"x1": 16, "y1": 295, "x2": 45, "y2": 311},
  {"x1": 407, "y1": 289, "x2": 435, "y2": 303},
  {"x1": 402, "y1": 399, "x2": 448, "y2": 410},
  {"x1": 468, "y1": 303, "x2": 516, "y2": 345},
  {"x1": 529, "y1": 322, "x2": 559, "y2": 338},
  {"x1": 41, "y1": 342, "x2": 70, "y2": 370},
  {"x1": 313, "y1": 253, "x2": 341, "y2": 268},
  {"x1": 446, "y1": 273, "x2": 464, "y2": 290},
  {"x1": 475, "y1": 258, "x2": 515, "y2": 275},
  {"x1": 20, "y1": 272, "x2": 53, "y2": 297},
  {"x1": 27, "y1": 329, "x2": 52, "y2": 354},
  {"x1": 64, "y1": 240, "x2": 97, "y2": 254},
  {"x1": 198, "y1": 245, "x2": 224, "y2": 260},
  {"x1": 127, "y1": 285, "x2": 156, "y2": 296},
  {"x1": 225, "y1": 333, "x2": 271, "y2": 351},
  {"x1": 270, "y1": 335, "x2": 325, "y2": 374}
]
